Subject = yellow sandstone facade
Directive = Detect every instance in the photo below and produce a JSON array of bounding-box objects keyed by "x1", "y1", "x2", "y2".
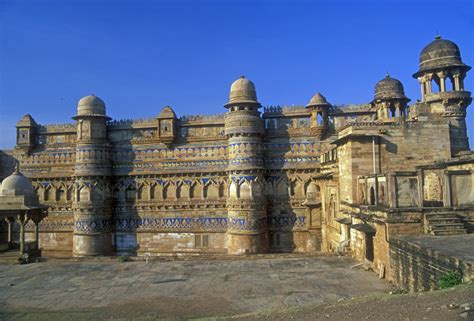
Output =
[{"x1": 0, "y1": 37, "x2": 472, "y2": 279}]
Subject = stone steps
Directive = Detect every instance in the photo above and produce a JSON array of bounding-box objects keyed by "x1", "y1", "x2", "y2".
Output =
[
  {"x1": 430, "y1": 229, "x2": 467, "y2": 236},
  {"x1": 0, "y1": 250, "x2": 22, "y2": 264},
  {"x1": 428, "y1": 217, "x2": 462, "y2": 225},
  {"x1": 425, "y1": 211, "x2": 467, "y2": 236}
]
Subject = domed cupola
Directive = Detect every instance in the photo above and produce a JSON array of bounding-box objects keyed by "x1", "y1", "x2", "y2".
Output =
[
  {"x1": 72, "y1": 94, "x2": 110, "y2": 143},
  {"x1": 413, "y1": 36, "x2": 471, "y2": 98},
  {"x1": 374, "y1": 75, "x2": 410, "y2": 102},
  {"x1": 225, "y1": 76, "x2": 260, "y2": 109},
  {"x1": 0, "y1": 166, "x2": 40, "y2": 207},
  {"x1": 416, "y1": 36, "x2": 470, "y2": 75},
  {"x1": 74, "y1": 94, "x2": 110, "y2": 119},
  {"x1": 0, "y1": 169, "x2": 35, "y2": 198},
  {"x1": 372, "y1": 74, "x2": 410, "y2": 120},
  {"x1": 305, "y1": 92, "x2": 331, "y2": 138}
]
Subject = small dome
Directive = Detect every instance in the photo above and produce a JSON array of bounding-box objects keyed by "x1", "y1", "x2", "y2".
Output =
[
  {"x1": 76, "y1": 94, "x2": 106, "y2": 116},
  {"x1": 415, "y1": 36, "x2": 470, "y2": 76},
  {"x1": 0, "y1": 170, "x2": 35, "y2": 197},
  {"x1": 374, "y1": 75, "x2": 409, "y2": 101},
  {"x1": 225, "y1": 76, "x2": 260, "y2": 107},
  {"x1": 306, "y1": 92, "x2": 330, "y2": 108}
]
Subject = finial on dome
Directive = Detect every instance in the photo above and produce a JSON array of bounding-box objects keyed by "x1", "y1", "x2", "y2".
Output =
[
  {"x1": 240, "y1": 75, "x2": 245, "y2": 79},
  {"x1": 435, "y1": 34, "x2": 441, "y2": 40},
  {"x1": 385, "y1": 72, "x2": 390, "y2": 78}
]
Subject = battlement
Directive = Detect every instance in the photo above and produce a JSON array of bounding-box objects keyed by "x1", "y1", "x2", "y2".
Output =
[
  {"x1": 37, "y1": 123, "x2": 76, "y2": 133},
  {"x1": 179, "y1": 114, "x2": 226, "y2": 124},
  {"x1": 331, "y1": 104, "x2": 373, "y2": 115},
  {"x1": 107, "y1": 117, "x2": 157, "y2": 129}
]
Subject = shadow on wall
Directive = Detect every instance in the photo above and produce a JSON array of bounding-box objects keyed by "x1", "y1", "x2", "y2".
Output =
[
  {"x1": 0, "y1": 150, "x2": 17, "y2": 181},
  {"x1": 264, "y1": 113, "x2": 302, "y2": 253},
  {"x1": 110, "y1": 132, "x2": 139, "y2": 256}
]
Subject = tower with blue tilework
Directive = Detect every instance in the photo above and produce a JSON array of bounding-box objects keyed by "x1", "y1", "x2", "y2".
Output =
[
  {"x1": 72, "y1": 95, "x2": 113, "y2": 256},
  {"x1": 224, "y1": 76, "x2": 269, "y2": 254}
]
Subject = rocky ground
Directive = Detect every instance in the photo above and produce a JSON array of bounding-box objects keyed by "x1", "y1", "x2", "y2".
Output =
[
  {"x1": 0, "y1": 255, "x2": 472, "y2": 321},
  {"x1": 224, "y1": 284, "x2": 474, "y2": 321}
]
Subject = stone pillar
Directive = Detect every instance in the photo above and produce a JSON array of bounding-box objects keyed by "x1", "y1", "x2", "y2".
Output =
[
  {"x1": 418, "y1": 77, "x2": 425, "y2": 99},
  {"x1": 451, "y1": 70, "x2": 461, "y2": 91},
  {"x1": 387, "y1": 173, "x2": 397, "y2": 208},
  {"x1": 443, "y1": 171, "x2": 452, "y2": 207},
  {"x1": 17, "y1": 213, "x2": 28, "y2": 255},
  {"x1": 5, "y1": 217, "x2": 14, "y2": 245},
  {"x1": 34, "y1": 219, "x2": 39, "y2": 250},
  {"x1": 425, "y1": 74, "x2": 433, "y2": 95},
  {"x1": 437, "y1": 71, "x2": 447, "y2": 92}
]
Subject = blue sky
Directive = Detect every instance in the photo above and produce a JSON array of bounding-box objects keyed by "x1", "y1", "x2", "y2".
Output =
[{"x1": 0, "y1": 0, "x2": 473, "y2": 149}]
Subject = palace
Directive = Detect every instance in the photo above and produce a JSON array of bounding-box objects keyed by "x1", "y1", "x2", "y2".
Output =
[{"x1": 0, "y1": 36, "x2": 473, "y2": 282}]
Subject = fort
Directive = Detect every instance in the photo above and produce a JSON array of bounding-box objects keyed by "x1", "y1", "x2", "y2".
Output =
[{"x1": 0, "y1": 36, "x2": 473, "y2": 290}]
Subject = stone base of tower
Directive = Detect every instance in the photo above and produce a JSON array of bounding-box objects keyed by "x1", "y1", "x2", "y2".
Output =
[
  {"x1": 227, "y1": 232, "x2": 269, "y2": 255},
  {"x1": 73, "y1": 233, "x2": 113, "y2": 257}
]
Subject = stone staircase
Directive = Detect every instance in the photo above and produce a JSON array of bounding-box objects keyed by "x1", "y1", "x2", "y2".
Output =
[
  {"x1": 424, "y1": 211, "x2": 467, "y2": 236},
  {"x1": 0, "y1": 250, "x2": 22, "y2": 264}
]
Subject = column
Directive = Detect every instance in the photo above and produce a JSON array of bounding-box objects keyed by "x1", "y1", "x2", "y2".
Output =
[
  {"x1": 17, "y1": 213, "x2": 28, "y2": 255},
  {"x1": 452, "y1": 70, "x2": 461, "y2": 91},
  {"x1": 418, "y1": 77, "x2": 425, "y2": 98},
  {"x1": 437, "y1": 71, "x2": 446, "y2": 92},
  {"x1": 425, "y1": 74, "x2": 433, "y2": 95},
  {"x1": 5, "y1": 217, "x2": 13, "y2": 245},
  {"x1": 459, "y1": 73, "x2": 465, "y2": 91},
  {"x1": 34, "y1": 217, "x2": 40, "y2": 251}
]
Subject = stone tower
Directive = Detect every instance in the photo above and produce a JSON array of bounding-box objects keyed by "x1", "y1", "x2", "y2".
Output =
[
  {"x1": 15, "y1": 114, "x2": 38, "y2": 153},
  {"x1": 224, "y1": 76, "x2": 268, "y2": 254},
  {"x1": 72, "y1": 95, "x2": 113, "y2": 256},
  {"x1": 305, "y1": 93, "x2": 331, "y2": 138},
  {"x1": 372, "y1": 75, "x2": 410, "y2": 121},
  {"x1": 413, "y1": 36, "x2": 472, "y2": 155}
]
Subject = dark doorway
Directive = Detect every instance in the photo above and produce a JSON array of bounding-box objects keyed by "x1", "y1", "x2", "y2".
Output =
[
  {"x1": 365, "y1": 235, "x2": 374, "y2": 261},
  {"x1": 369, "y1": 187, "x2": 375, "y2": 205}
]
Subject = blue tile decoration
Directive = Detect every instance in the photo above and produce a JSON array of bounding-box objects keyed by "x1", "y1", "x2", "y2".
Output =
[
  {"x1": 228, "y1": 217, "x2": 267, "y2": 231},
  {"x1": 74, "y1": 219, "x2": 114, "y2": 233},
  {"x1": 115, "y1": 217, "x2": 228, "y2": 232},
  {"x1": 268, "y1": 216, "x2": 306, "y2": 229}
]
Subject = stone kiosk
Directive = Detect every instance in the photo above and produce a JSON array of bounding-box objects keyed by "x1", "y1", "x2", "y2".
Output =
[{"x1": 0, "y1": 166, "x2": 48, "y2": 261}]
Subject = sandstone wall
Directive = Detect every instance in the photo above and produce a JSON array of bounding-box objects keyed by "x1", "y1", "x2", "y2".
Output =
[{"x1": 390, "y1": 237, "x2": 473, "y2": 291}]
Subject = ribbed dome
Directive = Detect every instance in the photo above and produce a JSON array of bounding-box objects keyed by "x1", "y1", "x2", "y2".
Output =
[
  {"x1": 415, "y1": 36, "x2": 470, "y2": 76},
  {"x1": 306, "y1": 92, "x2": 330, "y2": 108},
  {"x1": 76, "y1": 94, "x2": 106, "y2": 116},
  {"x1": 225, "y1": 76, "x2": 259, "y2": 107},
  {"x1": 374, "y1": 75, "x2": 409, "y2": 101},
  {"x1": 0, "y1": 170, "x2": 35, "y2": 197}
]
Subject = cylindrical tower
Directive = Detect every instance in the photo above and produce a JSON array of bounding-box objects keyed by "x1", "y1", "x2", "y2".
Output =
[
  {"x1": 72, "y1": 95, "x2": 113, "y2": 256},
  {"x1": 413, "y1": 36, "x2": 472, "y2": 155},
  {"x1": 371, "y1": 74, "x2": 410, "y2": 121},
  {"x1": 225, "y1": 76, "x2": 268, "y2": 254}
]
